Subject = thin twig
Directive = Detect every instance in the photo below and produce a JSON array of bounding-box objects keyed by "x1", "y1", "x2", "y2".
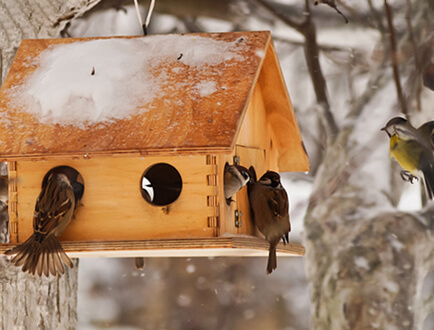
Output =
[
  {"x1": 314, "y1": 0, "x2": 348, "y2": 24},
  {"x1": 347, "y1": 60, "x2": 389, "y2": 119},
  {"x1": 405, "y1": 0, "x2": 421, "y2": 111},
  {"x1": 367, "y1": 0, "x2": 386, "y2": 33},
  {"x1": 384, "y1": 0, "x2": 408, "y2": 115}
]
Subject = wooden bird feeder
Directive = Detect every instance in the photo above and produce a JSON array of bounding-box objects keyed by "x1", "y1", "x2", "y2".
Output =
[{"x1": 0, "y1": 31, "x2": 309, "y2": 259}]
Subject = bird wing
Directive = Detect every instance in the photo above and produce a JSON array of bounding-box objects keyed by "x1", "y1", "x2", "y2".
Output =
[
  {"x1": 420, "y1": 154, "x2": 434, "y2": 200},
  {"x1": 248, "y1": 166, "x2": 257, "y2": 183},
  {"x1": 33, "y1": 176, "x2": 74, "y2": 236},
  {"x1": 418, "y1": 121, "x2": 434, "y2": 150},
  {"x1": 267, "y1": 188, "x2": 289, "y2": 219},
  {"x1": 417, "y1": 121, "x2": 434, "y2": 200}
]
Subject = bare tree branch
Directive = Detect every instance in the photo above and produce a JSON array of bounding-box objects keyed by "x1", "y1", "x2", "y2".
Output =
[
  {"x1": 367, "y1": 0, "x2": 386, "y2": 33},
  {"x1": 405, "y1": 0, "x2": 422, "y2": 111},
  {"x1": 314, "y1": 0, "x2": 348, "y2": 24},
  {"x1": 384, "y1": 0, "x2": 408, "y2": 116}
]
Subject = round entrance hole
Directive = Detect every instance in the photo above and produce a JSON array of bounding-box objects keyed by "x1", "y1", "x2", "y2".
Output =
[
  {"x1": 140, "y1": 163, "x2": 183, "y2": 206},
  {"x1": 42, "y1": 166, "x2": 85, "y2": 204}
]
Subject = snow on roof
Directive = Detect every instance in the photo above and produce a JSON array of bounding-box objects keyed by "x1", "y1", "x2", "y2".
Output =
[
  {"x1": 8, "y1": 35, "x2": 248, "y2": 127},
  {"x1": 0, "y1": 31, "x2": 271, "y2": 159}
]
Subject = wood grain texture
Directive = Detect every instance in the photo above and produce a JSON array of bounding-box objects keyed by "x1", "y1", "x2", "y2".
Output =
[
  {"x1": 258, "y1": 40, "x2": 310, "y2": 172},
  {"x1": 15, "y1": 156, "x2": 217, "y2": 243},
  {"x1": 0, "y1": 236, "x2": 305, "y2": 258}
]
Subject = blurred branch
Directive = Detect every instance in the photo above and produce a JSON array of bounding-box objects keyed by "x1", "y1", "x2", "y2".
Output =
[
  {"x1": 255, "y1": 0, "x2": 302, "y2": 29},
  {"x1": 181, "y1": 17, "x2": 206, "y2": 33},
  {"x1": 272, "y1": 35, "x2": 361, "y2": 53},
  {"x1": 384, "y1": 0, "x2": 408, "y2": 116},
  {"x1": 404, "y1": 0, "x2": 423, "y2": 111},
  {"x1": 314, "y1": 0, "x2": 348, "y2": 24},
  {"x1": 367, "y1": 0, "x2": 386, "y2": 33},
  {"x1": 347, "y1": 61, "x2": 389, "y2": 119}
]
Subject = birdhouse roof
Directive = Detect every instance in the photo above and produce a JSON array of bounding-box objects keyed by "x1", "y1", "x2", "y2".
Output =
[{"x1": 0, "y1": 31, "x2": 308, "y2": 171}]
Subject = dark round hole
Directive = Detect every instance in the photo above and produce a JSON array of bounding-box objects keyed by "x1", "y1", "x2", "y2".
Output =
[
  {"x1": 140, "y1": 163, "x2": 182, "y2": 206},
  {"x1": 42, "y1": 166, "x2": 84, "y2": 204}
]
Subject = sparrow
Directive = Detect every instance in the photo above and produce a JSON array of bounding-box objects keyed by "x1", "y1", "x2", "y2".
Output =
[
  {"x1": 5, "y1": 166, "x2": 84, "y2": 277},
  {"x1": 224, "y1": 163, "x2": 250, "y2": 205},
  {"x1": 248, "y1": 167, "x2": 291, "y2": 274},
  {"x1": 381, "y1": 117, "x2": 434, "y2": 200}
]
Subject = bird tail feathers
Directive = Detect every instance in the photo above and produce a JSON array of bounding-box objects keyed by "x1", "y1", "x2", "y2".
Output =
[
  {"x1": 423, "y1": 164, "x2": 434, "y2": 200},
  {"x1": 267, "y1": 243, "x2": 277, "y2": 275},
  {"x1": 5, "y1": 234, "x2": 73, "y2": 277}
]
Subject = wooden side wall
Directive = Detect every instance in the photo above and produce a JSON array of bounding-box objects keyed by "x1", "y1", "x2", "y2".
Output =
[
  {"x1": 14, "y1": 156, "x2": 217, "y2": 243},
  {"x1": 219, "y1": 82, "x2": 279, "y2": 237}
]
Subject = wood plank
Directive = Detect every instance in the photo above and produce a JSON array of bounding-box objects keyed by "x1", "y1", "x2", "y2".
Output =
[
  {"x1": 15, "y1": 156, "x2": 217, "y2": 243},
  {"x1": 258, "y1": 41, "x2": 310, "y2": 172},
  {"x1": 8, "y1": 161, "x2": 18, "y2": 243},
  {"x1": 234, "y1": 145, "x2": 267, "y2": 237},
  {"x1": 0, "y1": 237, "x2": 305, "y2": 258},
  {"x1": 0, "y1": 147, "x2": 233, "y2": 162}
]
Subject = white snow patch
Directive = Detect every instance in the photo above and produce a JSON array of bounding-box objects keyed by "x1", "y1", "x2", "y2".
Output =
[
  {"x1": 194, "y1": 80, "x2": 218, "y2": 97},
  {"x1": 255, "y1": 49, "x2": 265, "y2": 58},
  {"x1": 9, "y1": 35, "x2": 248, "y2": 127},
  {"x1": 354, "y1": 256, "x2": 370, "y2": 270}
]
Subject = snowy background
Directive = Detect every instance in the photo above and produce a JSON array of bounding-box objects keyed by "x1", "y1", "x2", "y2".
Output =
[
  {"x1": 67, "y1": 1, "x2": 432, "y2": 329},
  {"x1": 1, "y1": 0, "x2": 433, "y2": 329},
  {"x1": 71, "y1": 2, "x2": 316, "y2": 329}
]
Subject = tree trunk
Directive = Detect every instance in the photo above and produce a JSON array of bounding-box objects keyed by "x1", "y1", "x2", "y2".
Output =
[
  {"x1": 0, "y1": 0, "x2": 101, "y2": 328},
  {"x1": 304, "y1": 107, "x2": 434, "y2": 328},
  {"x1": 300, "y1": 0, "x2": 434, "y2": 326}
]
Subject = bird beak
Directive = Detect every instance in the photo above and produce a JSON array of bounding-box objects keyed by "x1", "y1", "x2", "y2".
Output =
[{"x1": 380, "y1": 126, "x2": 391, "y2": 137}]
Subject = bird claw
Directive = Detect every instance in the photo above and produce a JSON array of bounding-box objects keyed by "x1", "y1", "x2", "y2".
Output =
[
  {"x1": 400, "y1": 171, "x2": 419, "y2": 184},
  {"x1": 226, "y1": 198, "x2": 235, "y2": 206}
]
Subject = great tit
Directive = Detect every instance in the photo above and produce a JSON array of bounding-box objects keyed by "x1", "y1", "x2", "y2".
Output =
[{"x1": 382, "y1": 117, "x2": 434, "y2": 200}]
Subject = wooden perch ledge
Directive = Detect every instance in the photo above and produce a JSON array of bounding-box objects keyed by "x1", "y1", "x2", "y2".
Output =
[{"x1": 0, "y1": 237, "x2": 305, "y2": 258}]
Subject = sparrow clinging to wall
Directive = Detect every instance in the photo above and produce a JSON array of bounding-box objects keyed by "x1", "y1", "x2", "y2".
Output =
[
  {"x1": 5, "y1": 166, "x2": 84, "y2": 277},
  {"x1": 248, "y1": 167, "x2": 290, "y2": 274},
  {"x1": 224, "y1": 163, "x2": 250, "y2": 205}
]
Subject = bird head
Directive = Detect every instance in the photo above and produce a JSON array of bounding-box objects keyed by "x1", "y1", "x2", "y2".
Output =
[
  {"x1": 381, "y1": 117, "x2": 418, "y2": 141},
  {"x1": 234, "y1": 165, "x2": 251, "y2": 186},
  {"x1": 259, "y1": 171, "x2": 282, "y2": 188}
]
